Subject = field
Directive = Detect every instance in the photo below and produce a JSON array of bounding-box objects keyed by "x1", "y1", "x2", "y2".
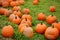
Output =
[{"x1": 0, "y1": 0, "x2": 60, "y2": 40}]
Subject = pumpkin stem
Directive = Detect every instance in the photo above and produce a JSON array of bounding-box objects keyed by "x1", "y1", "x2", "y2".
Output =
[
  {"x1": 25, "y1": 18, "x2": 27, "y2": 21},
  {"x1": 15, "y1": 16, "x2": 17, "y2": 19},
  {"x1": 40, "y1": 21, "x2": 43, "y2": 25},
  {"x1": 51, "y1": 14, "x2": 53, "y2": 16},
  {"x1": 52, "y1": 24, "x2": 54, "y2": 28},
  {"x1": 56, "y1": 20, "x2": 58, "y2": 23},
  {"x1": 6, "y1": 22, "x2": 9, "y2": 26}
]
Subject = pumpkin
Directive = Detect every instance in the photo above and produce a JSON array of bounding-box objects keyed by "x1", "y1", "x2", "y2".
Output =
[
  {"x1": 2, "y1": 1, "x2": 9, "y2": 7},
  {"x1": 10, "y1": 1, "x2": 19, "y2": 7},
  {"x1": 38, "y1": 13, "x2": 46, "y2": 20},
  {"x1": 53, "y1": 21, "x2": 60, "y2": 33},
  {"x1": 19, "y1": 25, "x2": 34, "y2": 38},
  {"x1": 2, "y1": 25, "x2": 14, "y2": 37},
  {"x1": 21, "y1": 18, "x2": 32, "y2": 26},
  {"x1": 22, "y1": 8, "x2": 30, "y2": 14},
  {"x1": 22, "y1": 14, "x2": 32, "y2": 22},
  {"x1": 13, "y1": 6, "x2": 21, "y2": 11},
  {"x1": 13, "y1": 11, "x2": 21, "y2": 17},
  {"x1": 50, "y1": 6, "x2": 56, "y2": 12},
  {"x1": 4, "y1": 9, "x2": 12, "y2": 17},
  {"x1": 12, "y1": 15, "x2": 21, "y2": 24},
  {"x1": 9, "y1": 14, "x2": 16, "y2": 21},
  {"x1": 46, "y1": 15, "x2": 57, "y2": 24},
  {"x1": 36, "y1": 22, "x2": 47, "y2": 34},
  {"x1": 0, "y1": 8, "x2": 6, "y2": 15},
  {"x1": 18, "y1": 23, "x2": 29, "y2": 33},
  {"x1": 45, "y1": 25, "x2": 59, "y2": 40},
  {"x1": 33, "y1": 0, "x2": 39, "y2": 5},
  {"x1": 19, "y1": 0, "x2": 25, "y2": 5}
]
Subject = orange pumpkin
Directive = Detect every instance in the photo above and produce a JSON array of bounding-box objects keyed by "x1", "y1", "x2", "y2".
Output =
[
  {"x1": 19, "y1": 0, "x2": 25, "y2": 5},
  {"x1": 0, "y1": 0, "x2": 2, "y2": 5},
  {"x1": 19, "y1": 25, "x2": 34, "y2": 38},
  {"x1": 4, "y1": 9, "x2": 12, "y2": 17},
  {"x1": 22, "y1": 8, "x2": 30, "y2": 14},
  {"x1": 9, "y1": 14, "x2": 16, "y2": 21},
  {"x1": 2, "y1": 25, "x2": 14, "y2": 37},
  {"x1": 38, "y1": 13, "x2": 46, "y2": 20},
  {"x1": 33, "y1": 0, "x2": 39, "y2": 5},
  {"x1": 22, "y1": 14, "x2": 32, "y2": 22},
  {"x1": 12, "y1": 15, "x2": 21, "y2": 24},
  {"x1": 21, "y1": 18, "x2": 32, "y2": 26},
  {"x1": 2, "y1": 1, "x2": 9, "y2": 7},
  {"x1": 46, "y1": 15, "x2": 57, "y2": 24},
  {"x1": 50, "y1": 6, "x2": 56, "y2": 12},
  {"x1": 13, "y1": 11, "x2": 21, "y2": 17},
  {"x1": 0, "y1": 8, "x2": 6, "y2": 15},
  {"x1": 13, "y1": 6, "x2": 21, "y2": 11},
  {"x1": 45, "y1": 25, "x2": 59, "y2": 40},
  {"x1": 10, "y1": 1, "x2": 19, "y2": 7},
  {"x1": 36, "y1": 22, "x2": 47, "y2": 34},
  {"x1": 53, "y1": 21, "x2": 60, "y2": 33}
]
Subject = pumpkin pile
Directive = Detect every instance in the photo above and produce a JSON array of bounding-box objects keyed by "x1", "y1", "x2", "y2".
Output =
[{"x1": 0, "y1": 0, "x2": 60, "y2": 40}]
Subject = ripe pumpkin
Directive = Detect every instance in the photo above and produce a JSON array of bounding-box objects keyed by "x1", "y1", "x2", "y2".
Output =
[
  {"x1": 2, "y1": 25, "x2": 14, "y2": 37},
  {"x1": 33, "y1": 0, "x2": 39, "y2": 5},
  {"x1": 12, "y1": 15, "x2": 21, "y2": 24},
  {"x1": 2, "y1": 1, "x2": 9, "y2": 7},
  {"x1": 0, "y1": 0, "x2": 2, "y2": 5},
  {"x1": 22, "y1": 14, "x2": 32, "y2": 22},
  {"x1": 21, "y1": 18, "x2": 32, "y2": 26},
  {"x1": 22, "y1": 8, "x2": 30, "y2": 14},
  {"x1": 13, "y1": 11, "x2": 21, "y2": 17},
  {"x1": 46, "y1": 15, "x2": 57, "y2": 24},
  {"x1": 53, "y1": 21, "x2": 60, "y2": 33},
  {"x1": 38, "y1": 13, "x2": 46, "y2": 20},
  {"x1": 13, "y1": 6, "x2": 21, "y2": 11},
  {"x1": 0, "y1": 8, "x2": 6, "y2": 15},
  {"x1": 4, "y1": 9, "x2": 12, "y2": 17},
  {"x1": 45, "y1": 25, "x2": 59, "y2": 40},
  {"x1": 19, "y1": 0, "x2": 25, "y2": 5},
  {"x1": 10, "y1": 1, "x2": 19, "y2": 7},
  {"x1": 36, "y1": 22, "x2": 47, "y2": 34},
  {"x1": 9, "y1": 14, "x2": 16, "y2": 21},
  {"x1": 19, "y1": 25, "x2": 34, "y2": 38},
  {"x1": 50, "y1": 6, "x2": 56, "y2": 12}
]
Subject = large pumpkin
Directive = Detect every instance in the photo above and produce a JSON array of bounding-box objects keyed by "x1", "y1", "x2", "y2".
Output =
[
  {"x1": 45, "y1": 25, "x2": 59, "y2": 40},
  {"x1": 22, "y1": 14, "x2": 32, "y2": 22},
  {"x1": 2, "y1": 25, "x2": 14, "y2": 37},
  {"x1": 53, "y1": 21, "x2": 60, "y2": 33},
  {"x1": 36, "y1": 22, "x2": 47, "y2": 34},
  {"x1": 46, "y1": 15, "x2": 57, "y2": 24}
]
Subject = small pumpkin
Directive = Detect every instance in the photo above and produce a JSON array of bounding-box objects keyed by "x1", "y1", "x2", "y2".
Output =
[
  {"x1": 19, "y1": 25, "x2": 34, "y2": 38},
  {"x1": 0, "y1": 8, "x2": 6, "y2": 15},
  {"x1": 50, "y1": 6, "x2": 56, "y2": 12},
  {"x1": 53, "y1": 21, "x2": 60, "y2": 33},
  {"x1": 36, "y1": 22, "x2": 47, "y2": 34},
  {"x1": 19, "y1": 0, "x2": 25, "y2": 5},
  {"x1": 9, "y1": 14, "x2": 16, "y2": 21},
  {"x1": 21, "y1": 18, "x2": 32, "y2": 26},
  {"x1": 38, "y1": 13, "x2": 46, "y2": 20},
  {"x1": 2, "y1": 1, "x2": 9, "y2": 7},
  {"x1": 13, "y1": 11, "x2": 21, "y2": 17},
  {"x1": 22, "y1": 14, "x2": 32, "y2": 22},
  {"x1": 10, "y1": 1, "x2": 19, "y2": 7},
  {"x1": 2, "y1": 25, "x2": 14, "y2": 37},
  {"x1": 12, "y1": 15, "x2": 21, "y2": 24},
  {"x1": 33, "y1": 0, "x2": 39, "y2": 5},
  {"x1": 22, "y1": 8, "x2": 30, "y2": 14},
  {"x1": 45, "y1": 25, "x2": 59, "y2": 40},
  {"x1": 0, "y1": 0, "x2": 2, "y2": 5},
  {"x1": 4, "y1": 9, "x2": 12, "y2": 17},
  {"x1": 46, "y1": 15, "x2": 57, "y2": 24},
  {"x1": 13, "y1": 6, "x2": 21, "y2": 11}
]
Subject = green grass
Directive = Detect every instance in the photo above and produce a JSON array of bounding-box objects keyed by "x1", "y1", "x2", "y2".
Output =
[{"x1": 0, "y1": 0, "x2": 60, "y2": 40}]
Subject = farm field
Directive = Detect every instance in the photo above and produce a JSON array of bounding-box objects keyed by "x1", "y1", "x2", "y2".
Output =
[{"x1": 0, "y1": 0, "x2": 60, "y2": 40}]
